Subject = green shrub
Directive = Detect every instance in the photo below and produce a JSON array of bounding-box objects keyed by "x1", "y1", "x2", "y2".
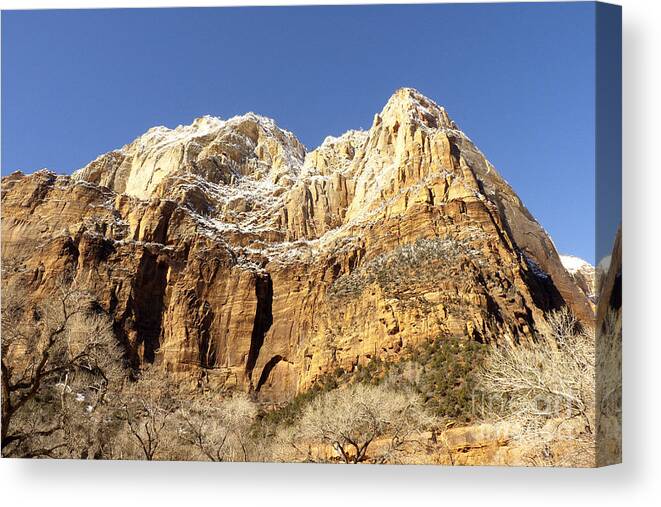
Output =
[
  {"x1": 413, "y1": 337, "x2": 486, "y2": 421},
  {"x1": 261, "y1": 335, "x2": 486, "y2": 429}
]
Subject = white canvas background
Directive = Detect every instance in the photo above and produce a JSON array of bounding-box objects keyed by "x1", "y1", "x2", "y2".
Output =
[{"x1": 0, "y1": 0, "x2": 657, "y2": 505}]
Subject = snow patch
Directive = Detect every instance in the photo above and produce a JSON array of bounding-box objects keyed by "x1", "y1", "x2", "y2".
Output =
[
  {"x1": 525, "y1": 254, "x2": 550, "y2": 280},
  {"x1": 560, "y1": 255, "x2": 593, "y2": 274}
]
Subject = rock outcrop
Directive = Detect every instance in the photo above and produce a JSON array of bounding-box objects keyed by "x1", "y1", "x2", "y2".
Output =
[{"x1": 1, "y1": 88, "x2": 594, "y2": 402}]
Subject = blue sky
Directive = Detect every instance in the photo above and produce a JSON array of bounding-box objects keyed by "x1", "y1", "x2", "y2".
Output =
[{"x1": 1, "y1": 3, "x2": 596, "y2": 262}]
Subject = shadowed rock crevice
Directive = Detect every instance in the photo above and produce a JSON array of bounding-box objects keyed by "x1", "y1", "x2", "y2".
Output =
[
  {"x1": 520, "y1": 255, "x2": 566, "y2": 314},
  {"x1": 196, "y1": 301, "x2": 216, "y2": 368},
  {"x1": 131, "y1": 250, "x2": 168, "y2": 363},
  {"x1": 245, "y1": 274, "x2": 273, "y2": 384},
  {"x1": 256, "y1": 355, "x2": 284, "y2": 392}
]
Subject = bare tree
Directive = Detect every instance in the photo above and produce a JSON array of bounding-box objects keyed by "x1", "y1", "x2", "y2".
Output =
[
  {"x1": 1, "y1": 280, "x2": 126, "y2": 458},
  {"x1": 277, "y1": 383, "x2": 430, "y2": 464},
  {"x1": 118, "y1": 368, "x2": 180, "y2": 461},
  {"x1": 178, "y1": 393, "x2": 258, "y2": 462},
  {"x1": 477, "y1": 307, "x2": 596, "y2": 466}
]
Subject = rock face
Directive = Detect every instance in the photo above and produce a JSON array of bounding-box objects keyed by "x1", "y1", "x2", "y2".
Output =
[{"x1": 1, "y1": 88, "x2": 593, "y2": 402}]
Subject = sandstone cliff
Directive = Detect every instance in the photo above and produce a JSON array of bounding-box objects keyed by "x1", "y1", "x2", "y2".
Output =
[{"x1": 1, "y1": 88, "x2": 593, "y2": 402}]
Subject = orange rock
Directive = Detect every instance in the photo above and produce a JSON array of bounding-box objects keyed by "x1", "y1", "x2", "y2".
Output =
[{"x1": 1, "y1": 88, "x2": 594, "y2": 402}]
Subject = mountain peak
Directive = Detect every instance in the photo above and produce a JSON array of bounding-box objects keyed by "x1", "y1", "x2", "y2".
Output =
[
  {"x1": 376, "y1": 87, "x2": 458, "y2": 131},
  {"x1": 389, "y1": 86, "x2": 431, "y2": 102}
]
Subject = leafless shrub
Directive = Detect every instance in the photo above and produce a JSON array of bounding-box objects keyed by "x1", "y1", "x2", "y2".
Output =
[
  {"x1": 116, "y1": 368, "x2": 182, "y2": 461},
  {"x1": 274, "y1": 383, "x2": 432, "y2": 464},
  {"x1": 477, "y1": 307, "x2": 596, "y2": 466},
  {"x1": 178, "y1": 393, "x2": 258, "y2": 462}
]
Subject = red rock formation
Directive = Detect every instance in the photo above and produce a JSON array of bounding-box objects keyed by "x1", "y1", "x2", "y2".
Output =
[{"x1": 1, "y1": 88, "x2": 593, "y2": 401}]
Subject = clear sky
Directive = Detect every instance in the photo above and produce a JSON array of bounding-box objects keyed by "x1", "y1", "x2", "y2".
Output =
[{"x1": 1, "y1": 3, "x2": 596, "y2": 262}]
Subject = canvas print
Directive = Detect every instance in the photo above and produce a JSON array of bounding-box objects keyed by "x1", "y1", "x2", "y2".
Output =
[{"x1": 0, "y1": 2, "x2": 621, "y2": 466}]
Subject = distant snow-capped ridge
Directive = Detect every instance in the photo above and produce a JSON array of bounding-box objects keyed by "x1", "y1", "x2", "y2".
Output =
[
  {"x1": 560, "y1": 255, "x2": 593, "y2": 274},
  {"x1": 560, "y1": 255, "x2": 596, "y2": 304}
]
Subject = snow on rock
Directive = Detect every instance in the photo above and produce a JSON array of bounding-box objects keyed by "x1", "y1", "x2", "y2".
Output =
[
  {"x1": 560, "y1": 255, "x2": 593, "y2": 274},
  {"x1": 302, "y1": 129, "x2": 368, "y2": 177},
  {"x1": 525, "y1": 253, "x2": 550, "y2": 280},
  {"x1": 378, "y1": 87, "x2": 459, "y2": 132},
  {"x1": 73, "y1": 112, "x2": 306, "y2": 200}
]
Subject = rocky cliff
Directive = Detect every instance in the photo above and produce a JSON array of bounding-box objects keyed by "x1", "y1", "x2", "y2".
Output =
[{"x1": 1, "y1": 88, "x2": 593, "y2": 402}]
